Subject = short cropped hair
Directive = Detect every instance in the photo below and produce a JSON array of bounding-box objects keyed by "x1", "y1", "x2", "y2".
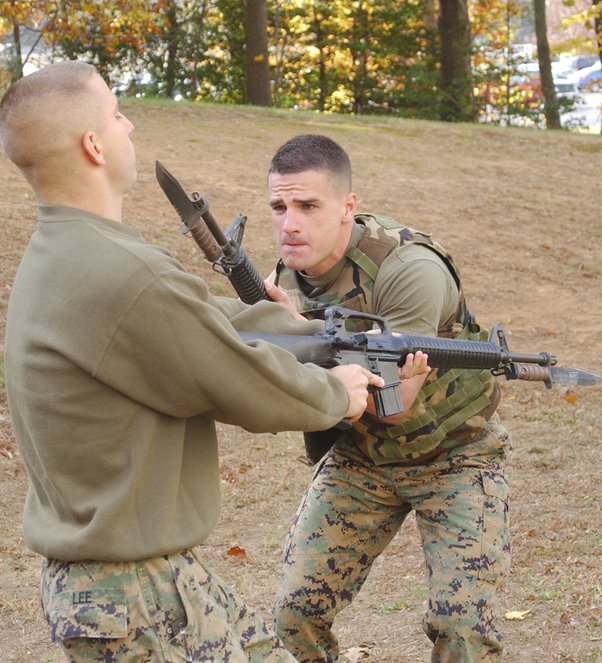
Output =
[
  {"x1": 268, "y1": 134, "x2": 352, "y2": 191},
  {"x1": 0, "y1": 61, "x2": 97, "y2": 168}
]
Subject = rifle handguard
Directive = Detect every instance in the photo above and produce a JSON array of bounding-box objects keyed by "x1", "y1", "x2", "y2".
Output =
[{"x1": 226, "y1": 260, "x2": 268, "y2": 304}]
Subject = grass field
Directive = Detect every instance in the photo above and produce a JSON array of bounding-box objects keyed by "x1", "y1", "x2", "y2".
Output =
[{"x1": 1, "y1": 99, "x2": 601, "y2": 662}]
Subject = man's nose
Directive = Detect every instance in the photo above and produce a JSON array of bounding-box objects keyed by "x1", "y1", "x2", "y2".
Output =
[{"x1": 281, "y1": 209, "x2": 300, "y2": 233}]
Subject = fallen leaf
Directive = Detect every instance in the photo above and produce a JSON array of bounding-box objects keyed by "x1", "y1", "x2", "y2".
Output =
[
  {"x1": 564, "y1": 390, "x2": 577, "y2": 404},
  {"x1": 504, "y1": 609, "x2": 531, "y2": 620},
  {"x1": 226, "y1": 545, "x2": 247, "y2": 559},
  {"x1": 341, "y1": 645, "x2": 372, "y2": 662}
]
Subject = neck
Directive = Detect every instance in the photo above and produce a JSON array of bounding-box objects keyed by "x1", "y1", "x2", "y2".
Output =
[
  {"x1": 305, "y1": 223, "x2": 354, "y2": 277},
  {"x1": 32, "y1": 173, "x2": 125, "y2": 223}
]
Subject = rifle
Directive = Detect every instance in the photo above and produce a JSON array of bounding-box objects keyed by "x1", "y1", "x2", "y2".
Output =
[
  {"x1": 239, "y1": 306, "x2": 599, "y2": 418},
  {"x1": 155, "y1": 161, "x2": 599, "y2": 419}
]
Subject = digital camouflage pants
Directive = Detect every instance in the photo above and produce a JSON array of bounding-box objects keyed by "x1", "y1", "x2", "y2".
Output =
[
  {"x1": 41, "y1": 547, "x2": 297, "y2": 662},
  {"x1": 274, "y1": 419, "x2": 511, "y2": 663}
]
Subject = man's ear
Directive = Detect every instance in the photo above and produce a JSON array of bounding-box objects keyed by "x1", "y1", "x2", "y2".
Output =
[
  {"x1": 81, "y1": 130, "x2": 105, "y2": 165},
  {"x1": 343, "y1": 192, "x2": 358, "y2": 222}
]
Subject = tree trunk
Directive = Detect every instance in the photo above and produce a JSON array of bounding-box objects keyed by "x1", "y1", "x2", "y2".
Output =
[
  {"x1": 11, "y1": 21, "x2": 23, "y2": 81},
  {"x1": 350, "y1": 3, "x2": 369, "y2": 114},
  {"x1": 594, "y1": 0, "x2": 602, "y2": 134},
  {"x1": 438, "y1": 0, "x2": 475, "y2": 122},
  {"x1": 244, "y1": 0, "x2": 271, "y2": 106},
  {"x1": 533, "y1": 0, "x2": 560, "y2": 129},
  {"x1": 165, "y1": 1, "x2": 179, "y2": 99},
  {"x1": 312, "y1": 6, "x2": 327, "y2": 112},
  {"x1": 594, "y1": 0, "x2": 602, "y2": 73}
]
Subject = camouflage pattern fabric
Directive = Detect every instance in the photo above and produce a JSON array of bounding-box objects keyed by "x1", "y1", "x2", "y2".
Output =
[
  {"x1": 41, "y1": 547, "x2": 297, "y2": 662},
  {"x1": 274, "y1": 418, "x2": 511, "y2": 663}
]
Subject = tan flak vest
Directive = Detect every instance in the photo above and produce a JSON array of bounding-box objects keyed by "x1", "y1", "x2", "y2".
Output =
[{"x1": 274, "y1": 214, "x2": 501, "y2": 465}]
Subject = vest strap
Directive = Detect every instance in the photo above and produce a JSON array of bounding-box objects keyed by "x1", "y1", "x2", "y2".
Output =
[{"x1": 345, "y1": 246, "x2": 380, "y2": 281}]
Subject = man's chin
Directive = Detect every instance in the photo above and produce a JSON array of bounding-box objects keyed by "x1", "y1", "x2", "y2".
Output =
[{"x1": 281, "y1": 252, "x2": 309, "y2": 272}]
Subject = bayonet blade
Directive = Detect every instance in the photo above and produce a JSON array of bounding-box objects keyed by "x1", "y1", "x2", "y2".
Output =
[
  {"x1": 549, "y1": 366, "x2": 600, "y2": 386},
  {"x1": 155, "y1": 160, "x2": 201, "y2": 230}
]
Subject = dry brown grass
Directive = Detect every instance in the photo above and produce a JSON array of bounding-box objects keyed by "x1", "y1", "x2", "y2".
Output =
[{"x1": 1, "y1": 99, "x2": 601, "y2": 662}]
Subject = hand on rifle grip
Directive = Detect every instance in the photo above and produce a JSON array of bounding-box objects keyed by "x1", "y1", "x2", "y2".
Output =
[{"x1": 329, "y1": 365, "x2": 385, "y2": 421}]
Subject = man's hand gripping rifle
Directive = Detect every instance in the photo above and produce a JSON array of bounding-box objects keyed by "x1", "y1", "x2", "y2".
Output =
[{"x1": 156, "y1": 161, "x2": 599, "y2": 419}]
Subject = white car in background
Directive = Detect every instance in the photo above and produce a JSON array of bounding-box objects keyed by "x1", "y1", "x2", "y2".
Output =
[
  {"x1": 575, "y1": 61, "x2": 602, "y2": 92},
  {"x1": 552, "y1": 53, "x2": 598, "y2": 80},
  {"x1": 554, "y1": 76, "x2": 581, "y2": 102}
]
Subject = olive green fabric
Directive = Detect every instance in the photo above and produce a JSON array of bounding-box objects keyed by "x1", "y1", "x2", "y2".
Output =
[
  {"x1": 5, "y1": 205, "x2": 349, "y2": 562},
  {"x1": 272, "y1": 214, "x2": 501, "y2": 465}
]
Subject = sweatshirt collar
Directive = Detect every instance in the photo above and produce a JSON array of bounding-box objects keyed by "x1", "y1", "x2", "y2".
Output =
[{"x1": 38, "y1": 204, "x2": 141, "y2": 238}]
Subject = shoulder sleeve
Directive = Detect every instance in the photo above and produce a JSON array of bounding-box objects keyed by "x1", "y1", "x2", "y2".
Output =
[
  {"x1": 372, "y1": 244, "x2": 459, "y2": 336},
  {"x1": 94, "y1": 268, "x2": 348, "y2": 430}
]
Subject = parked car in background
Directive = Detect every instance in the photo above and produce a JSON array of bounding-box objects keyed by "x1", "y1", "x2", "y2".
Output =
[
  {"x1": 575, "y1": 61, "x2": 602, "y2": 92},
  {"x1": 552, "y1": 53, "x2": 599, "y2": 80},
  {"x1": 554, "y1": 76, "x2": 581, "y2": 102}
]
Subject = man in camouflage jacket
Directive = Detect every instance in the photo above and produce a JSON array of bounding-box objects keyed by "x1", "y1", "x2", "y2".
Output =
[{"x1": 267, "y1": 134, "x2": 511, "y2": 662}]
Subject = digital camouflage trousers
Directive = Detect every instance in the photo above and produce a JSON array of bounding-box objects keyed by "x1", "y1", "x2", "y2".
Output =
[
  {"x1": 41, "y1": 547, "x2": 297, "y2": 662},
  {"x1": 274, "y1": 418, "x2": 512, "y2": 663}
]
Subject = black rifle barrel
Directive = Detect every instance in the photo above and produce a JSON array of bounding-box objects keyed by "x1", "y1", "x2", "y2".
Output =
[{"x1": 364, "y1": 334, "x2": 554, "y2": 369}]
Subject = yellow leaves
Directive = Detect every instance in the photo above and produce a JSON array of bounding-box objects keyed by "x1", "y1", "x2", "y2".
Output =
[
  {"x1": 504, "y1": 609, "x2": 532, "y2": 620},
  {"x1": 11, "y1": 0, "x2": 164, "y2": 55},
  {"x1": 560, "y1": 6, "x2": 599, "y2": 29},
  {"x1": 0, "y1": 0, "x2": 46, "y2": 28}
]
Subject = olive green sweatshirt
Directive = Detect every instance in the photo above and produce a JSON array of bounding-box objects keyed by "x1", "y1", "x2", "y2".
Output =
[{"x1": 5, "y1": 206, "x2": 348, "y2": 562}]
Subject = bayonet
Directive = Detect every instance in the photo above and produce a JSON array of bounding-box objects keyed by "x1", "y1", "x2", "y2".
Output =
[{"x1": 156, "y1": 160, "x2": 267, "y2": 303}]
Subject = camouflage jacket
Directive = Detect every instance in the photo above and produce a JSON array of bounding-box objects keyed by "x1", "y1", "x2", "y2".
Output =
[{"x1": 274, "y1": 214, "x2": 501, "y2": 465}]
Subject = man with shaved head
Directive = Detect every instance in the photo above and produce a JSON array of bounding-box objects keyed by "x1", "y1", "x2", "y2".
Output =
[
  {"x1": 1, "y1": 62, "x2": 385, "y2": 662},
  {"x1": 266, "y1": 135, "x2": 511, "y2": 662}
]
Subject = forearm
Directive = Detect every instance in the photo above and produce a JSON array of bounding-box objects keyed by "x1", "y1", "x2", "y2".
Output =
[{"x1": 225, "y1": 298, "x2": 324, "y2": 336}]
